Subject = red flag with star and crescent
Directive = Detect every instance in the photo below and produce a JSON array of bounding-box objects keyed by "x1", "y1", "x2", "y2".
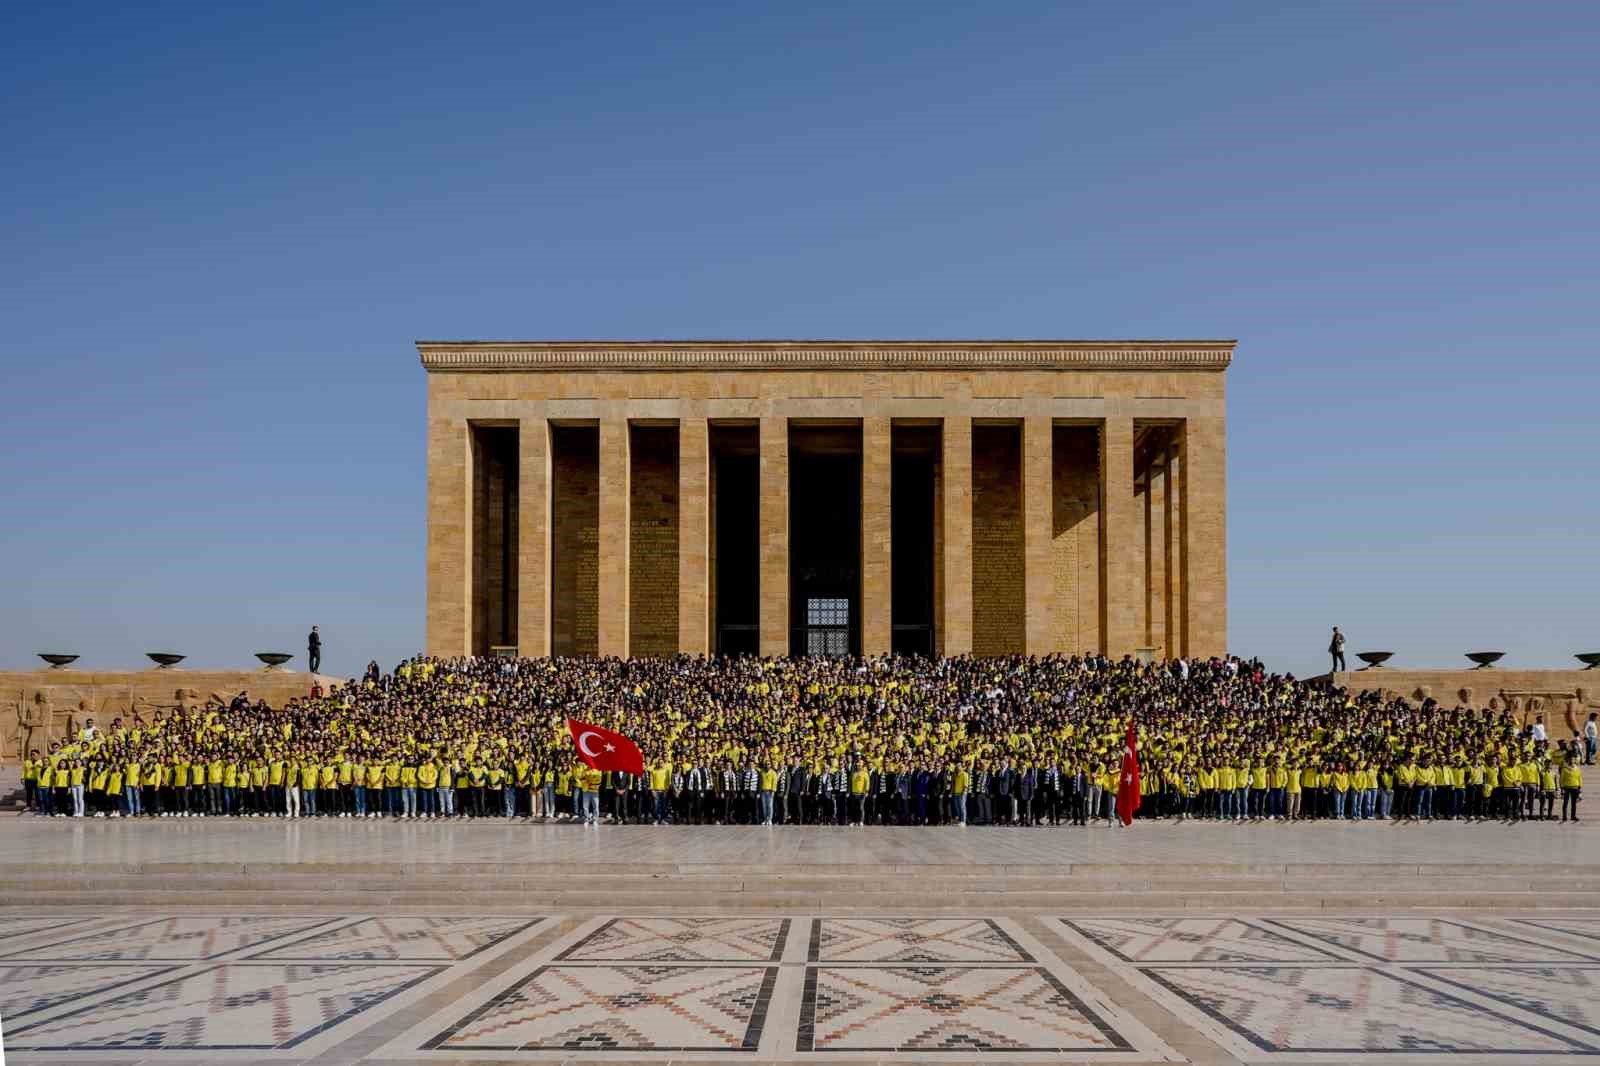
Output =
[
  {"x1": 566, "y1": 718, "x2": 645, "y2": 775},
  {"x1": 1117, "y1": 721, "x2": 1141, "y2": 826}
]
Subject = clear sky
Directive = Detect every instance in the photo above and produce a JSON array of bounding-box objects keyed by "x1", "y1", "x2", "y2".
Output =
[{"x1": 4, "y1": 2, "x2": 1596, "y2": 680}]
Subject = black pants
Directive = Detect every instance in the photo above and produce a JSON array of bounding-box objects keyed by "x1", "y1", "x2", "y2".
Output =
[
  {"x1": 309, "y1": 649, "x2": 320, "y2": 673},
  {"x1": 1562, "y1": 788, "x2": 1581, "y2": 820},
  {"x1": 1331, "y1": 651, "x2": 1345, "y2": 672}
]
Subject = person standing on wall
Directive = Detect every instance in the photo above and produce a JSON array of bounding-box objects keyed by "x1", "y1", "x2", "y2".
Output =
[
  {"x1": 308, "y1": 625, "x2": 322, "y2": 674},
  {"x1": 1329, "y1": 626, "x2": 1346, "y2": 673}
]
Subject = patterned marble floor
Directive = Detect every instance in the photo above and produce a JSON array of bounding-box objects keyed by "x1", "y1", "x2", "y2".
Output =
[{"x1": 5, "y1": 910, "x2": 1600, "y2": 1064}]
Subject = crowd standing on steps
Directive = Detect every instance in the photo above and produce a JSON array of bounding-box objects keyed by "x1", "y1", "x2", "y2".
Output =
[{"x1": 17, "y1": 653, "x2": 1586, "y2": 826}]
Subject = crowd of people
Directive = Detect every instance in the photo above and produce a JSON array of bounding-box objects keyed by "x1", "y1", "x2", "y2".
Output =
[{"x1": 18, "y1": 653, "x2": 1591, "y2": 826}]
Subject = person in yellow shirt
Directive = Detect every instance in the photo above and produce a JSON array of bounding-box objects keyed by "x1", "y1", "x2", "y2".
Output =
[
  {"x1": 648, "y1": 761, "x2": 671, "y2": 824},
  {"x1": 1560, "y1": 751, "x2": 1582, "y2": 822},
  {"x1": 758, "y1": 764, "x2": 779, "y2": 826},
  {"x1": 418, "y1": 760, "x2": 439, "y2": 818},
  {"x1": 124, "y1": 757, "x2": 143, "y2": 818},
  {"x1": 400, "y1": 762, "x2": 419, "y2": 818}
]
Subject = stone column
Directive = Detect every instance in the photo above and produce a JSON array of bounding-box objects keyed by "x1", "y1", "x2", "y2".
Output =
[
  {"x1": 678, "y1": 417, "x2": 711, "y2": 655},
  {"x1": 1100, "y1": 417, "x2": 1138, "y2": 657},
  {"x1": 425, "y1": 415, "x2": 469, "y2": 656},
  {"x1": 597, "y1": 417, "x2": 630, "y2": 657},
  {"x1": 861, "y1": 416, "x2": 892, "y2": 656},
  {"x1": 759, "y1": 415, "x2": 789, "y2": 657},
  {"x1": 518, "y1": 416, "x2": 552, "y2": 657},
  {"x1": 1182, "y1": 417, "x2": 1227, "y2": 658},
  {"x1": 940, "y1": 415, "x2": 972, "y2": 656},
  {"x1": 1023, "y1": 416, "x2": 1054, "y2": 654}
]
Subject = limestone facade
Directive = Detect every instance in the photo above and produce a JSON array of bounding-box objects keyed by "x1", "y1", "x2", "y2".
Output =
[{"x1": 421, "y1": 340, "x2": 1232, "y2": 660}]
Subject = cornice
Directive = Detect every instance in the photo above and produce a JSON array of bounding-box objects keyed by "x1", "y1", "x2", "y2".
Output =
[{"x1": 416, "y1": 340, "x2": 1234, "y2": 373}]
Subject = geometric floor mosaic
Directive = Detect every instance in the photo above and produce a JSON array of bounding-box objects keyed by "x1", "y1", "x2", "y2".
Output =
[
  {"x1": 1261, "y1": 915, "x2": 1600, "y2": 963},
  {"x1": 1141, "y1": 964, "x2": 1592, "y2": 1054},
  {"x1": 799, "y1": 964, "x2": 1129, "y2": 1052},
  {"x1": 424, "y1": 964, "x2": 779, "y2": 1051},
  {"x1": 810, "y1": 917, "x2": 1033, "y2": 962},
  {"x1": 7, "y1": 911, "x2": 1600, "y2": 1062},
  {"x1": 1063, "y1": 915, "x2": 1342, "y2": 963},
  {"x1": 1417, "y1": 965, "x2": 1600, "y2": 1040},
  {"x1": 0, "y1": 915, "x2": 100, "y2": 944},
  {"x1": 249, "y1": 915, "x2": 543, "y2": 961},
  {"x1": 0, "y1": 961, "x2": 179, "y2": 1022},
  {"x1": 1, "y1": 914, "x2": 340, "y2": 961},
  {"x1": 555, "y1": 916, "x2": 788, "y2": 962},
  {"x1": 5, "y1": 962, "x2": 442, "y2": 1051}
]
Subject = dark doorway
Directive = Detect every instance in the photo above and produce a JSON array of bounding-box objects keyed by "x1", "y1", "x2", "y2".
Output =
[
  {"x1": 891, "y1": 424, "x2": 938, "y2": 656},
  {"x1": 789, "y1": 425, "x2": 862, "y2": 656},
  {"x1": 470, "y1": 423, "x2": 518, "y2": 656},
  {"x1": 712, "y1": 425, "x2": 759, "y2": 656}
]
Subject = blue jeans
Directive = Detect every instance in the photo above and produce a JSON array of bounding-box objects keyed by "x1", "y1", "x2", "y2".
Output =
[
  {"x1": 402, "y1": 786, "x2": 417, "y2": 816},
  {"x1": 438, "y1": 787, "x2": 454, "y2": 816},
  {"x1": 303, "y1": 788, "x2": 318, "y2": 816},
  {"x1": 1378, "y1": 789, "x2": 1393, "y2": 819},
  {"x1": 1332, "y1": 790, "x2": 1347, "y2": 819},
  {"x1": 1267, "y1": 788, "x2": 1284, "y2": 817},
  {"x1": 1417, "y1": 786, "x2": 1433, "y2": 818},
  {"x1": 1219, "y1": 790, "x2": 1234, "y2": 820},
  {"x1": 542, "y1": 783, "x2": 555, "y2": 815},
  {"x1": 954, "y1": 794, "x2": 967, "y2": 823},
  {"x1": 582, "y1": 790, "x2": 599, "y2": 822},
  {"x1": 1362, "y1": 789, "x2": 1377, "y2": 819},
  {"x1": 760, "y1": 791, "x2": 774, "y2": 823},
  {"x1": 354, "y1": 785, "x2": 367, "y2": 815},
  {"x1": 123, "y1": 786, "x2": 142, "y2": 816},
  {"x1": 502, "y1": 786, "x2": 515, "y2": 818}
]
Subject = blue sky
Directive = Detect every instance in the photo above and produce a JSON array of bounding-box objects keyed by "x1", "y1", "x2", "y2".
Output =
[{"x1": 3, "y1": 2, "x2": 1596, "y2": 679}]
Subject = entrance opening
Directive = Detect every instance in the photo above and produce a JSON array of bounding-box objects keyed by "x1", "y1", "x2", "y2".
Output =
[
  {"x1": 790, "y1": 424, "x2": 861, "y2": 656},
  {"x1": 470, "y1": 423, "x2": 518, "y2": 656},
  {"x1": 891, "y1": 424, "x2": 938, "y2": 657},
  {"x1": 711, "y1": 424, "x2": 759, "y2": 656}
]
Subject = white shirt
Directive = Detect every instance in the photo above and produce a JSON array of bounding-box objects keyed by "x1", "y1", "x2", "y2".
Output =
[
  {"x1": 1532, "y1": 723, "x2": 1547, "y2": 741},
  {"x1": 1585, "y1": 721, "x2": 1598, "y2": 740}
]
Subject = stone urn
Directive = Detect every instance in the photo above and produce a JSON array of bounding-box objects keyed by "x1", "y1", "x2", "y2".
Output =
[
  {"x1": 146, "y1": 653, "x2": 186, "y2": 669},
  {"x1": 1356, "y1": 651, "x2": 1393, "y2": 669},
  {"x1": 1576, "y1": 653, "x2": 1600, "y2": 671},
  {"x1": 255, "y1": 652, "x2": 293, "y2": 671},
  {"x1": 37, "y1": 653, "x2": 79, "y2": 669},
  {"x1": 1466, "y1": 652, "x2": 1505, "y2": 669}
]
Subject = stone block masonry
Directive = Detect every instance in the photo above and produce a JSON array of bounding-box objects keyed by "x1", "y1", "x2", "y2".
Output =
[{"x1": 421, "y1": 340, "x2": 1232, "y2": 659}]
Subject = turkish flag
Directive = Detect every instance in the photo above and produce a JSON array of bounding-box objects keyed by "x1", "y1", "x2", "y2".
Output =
[
  {"x1": 1117, "y1": 722, "x2": 1141, "y2": 826},
  {"x1": 566, "y1": 718, "x2": 645, "y2": 775}
]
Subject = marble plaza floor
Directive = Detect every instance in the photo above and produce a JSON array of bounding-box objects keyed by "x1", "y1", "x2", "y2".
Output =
[
  {"x1": 4, "y1": 820, "x2": 1600, "y2": 1063},
  {"x1": 5, "y1": 908, "x2": 1600, "y2": 1065}
]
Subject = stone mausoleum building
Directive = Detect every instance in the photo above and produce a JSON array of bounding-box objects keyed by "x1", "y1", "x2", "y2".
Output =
[{"x1": 421, "y1": 340, "x2": 1230, "y2": 662}]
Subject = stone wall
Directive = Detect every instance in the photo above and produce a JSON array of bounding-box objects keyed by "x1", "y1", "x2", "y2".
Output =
[
  {"x1": 972, "y1": 424, "x2": 1024, "y2": 656},
  {"x1": 551, "y1": 426, "x2": 599, "y2": 656},
  {"x1": 1331, "y1": 668, "x2": 1600, "y2": 738},
  {"x1": 629, "y1": 425, "x2": 680, "y2": 656},
  {"x1": 0, "y1": 669, "x2": 336, "y2": 764},
  {"x1": 1052, "y1": 425, "x2": 1101, "y2": 655}
]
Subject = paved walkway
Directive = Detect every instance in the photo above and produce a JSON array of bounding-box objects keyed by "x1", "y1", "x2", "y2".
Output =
[
  {"x1": 3, "y1": 817, "x2": 1596, "y2": 869},
  {"x1": 4, "y1": 908, "x2": 1600, "y2": 1064}
]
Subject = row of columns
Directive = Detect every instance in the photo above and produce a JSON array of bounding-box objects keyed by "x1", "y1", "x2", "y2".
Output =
[{"x1": 435, "y1": 413, "x2": 1225, "y2": 660}]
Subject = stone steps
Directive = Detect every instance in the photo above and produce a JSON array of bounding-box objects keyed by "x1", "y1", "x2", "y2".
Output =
[{"x1": 4, "y1": 861, "x2": 1599, "y2": 910}]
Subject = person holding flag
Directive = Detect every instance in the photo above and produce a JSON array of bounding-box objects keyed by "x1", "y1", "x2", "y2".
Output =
[{"x1": 1118, "y1": 721, "x2": 1141, "y2": 828}]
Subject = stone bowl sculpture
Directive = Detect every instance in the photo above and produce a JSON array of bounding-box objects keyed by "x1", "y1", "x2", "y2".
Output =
[
  {"x1": 1466, "y1": 651, "x2": 1505, "y2": 669},
  {"x1": 255, "y1": 652, "x2": 293, "y2": 670},
  {"x1": 146, "y1": 652, "x2": 186, "y2": 669},
  {"x1": 1577, "y1": 653, "x2": 1600, "y2": 671},
  {"x1": 37, "y1": 653, "x2": 79, "y2": 669},
  {"x1": 1356, "y1": 651, "x2": 1393, "y2": 669}
]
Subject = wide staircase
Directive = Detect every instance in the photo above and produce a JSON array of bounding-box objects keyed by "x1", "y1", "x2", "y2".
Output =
[{"x1": 4, "y1": 854, "x2": 1597, "y2": 911}]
